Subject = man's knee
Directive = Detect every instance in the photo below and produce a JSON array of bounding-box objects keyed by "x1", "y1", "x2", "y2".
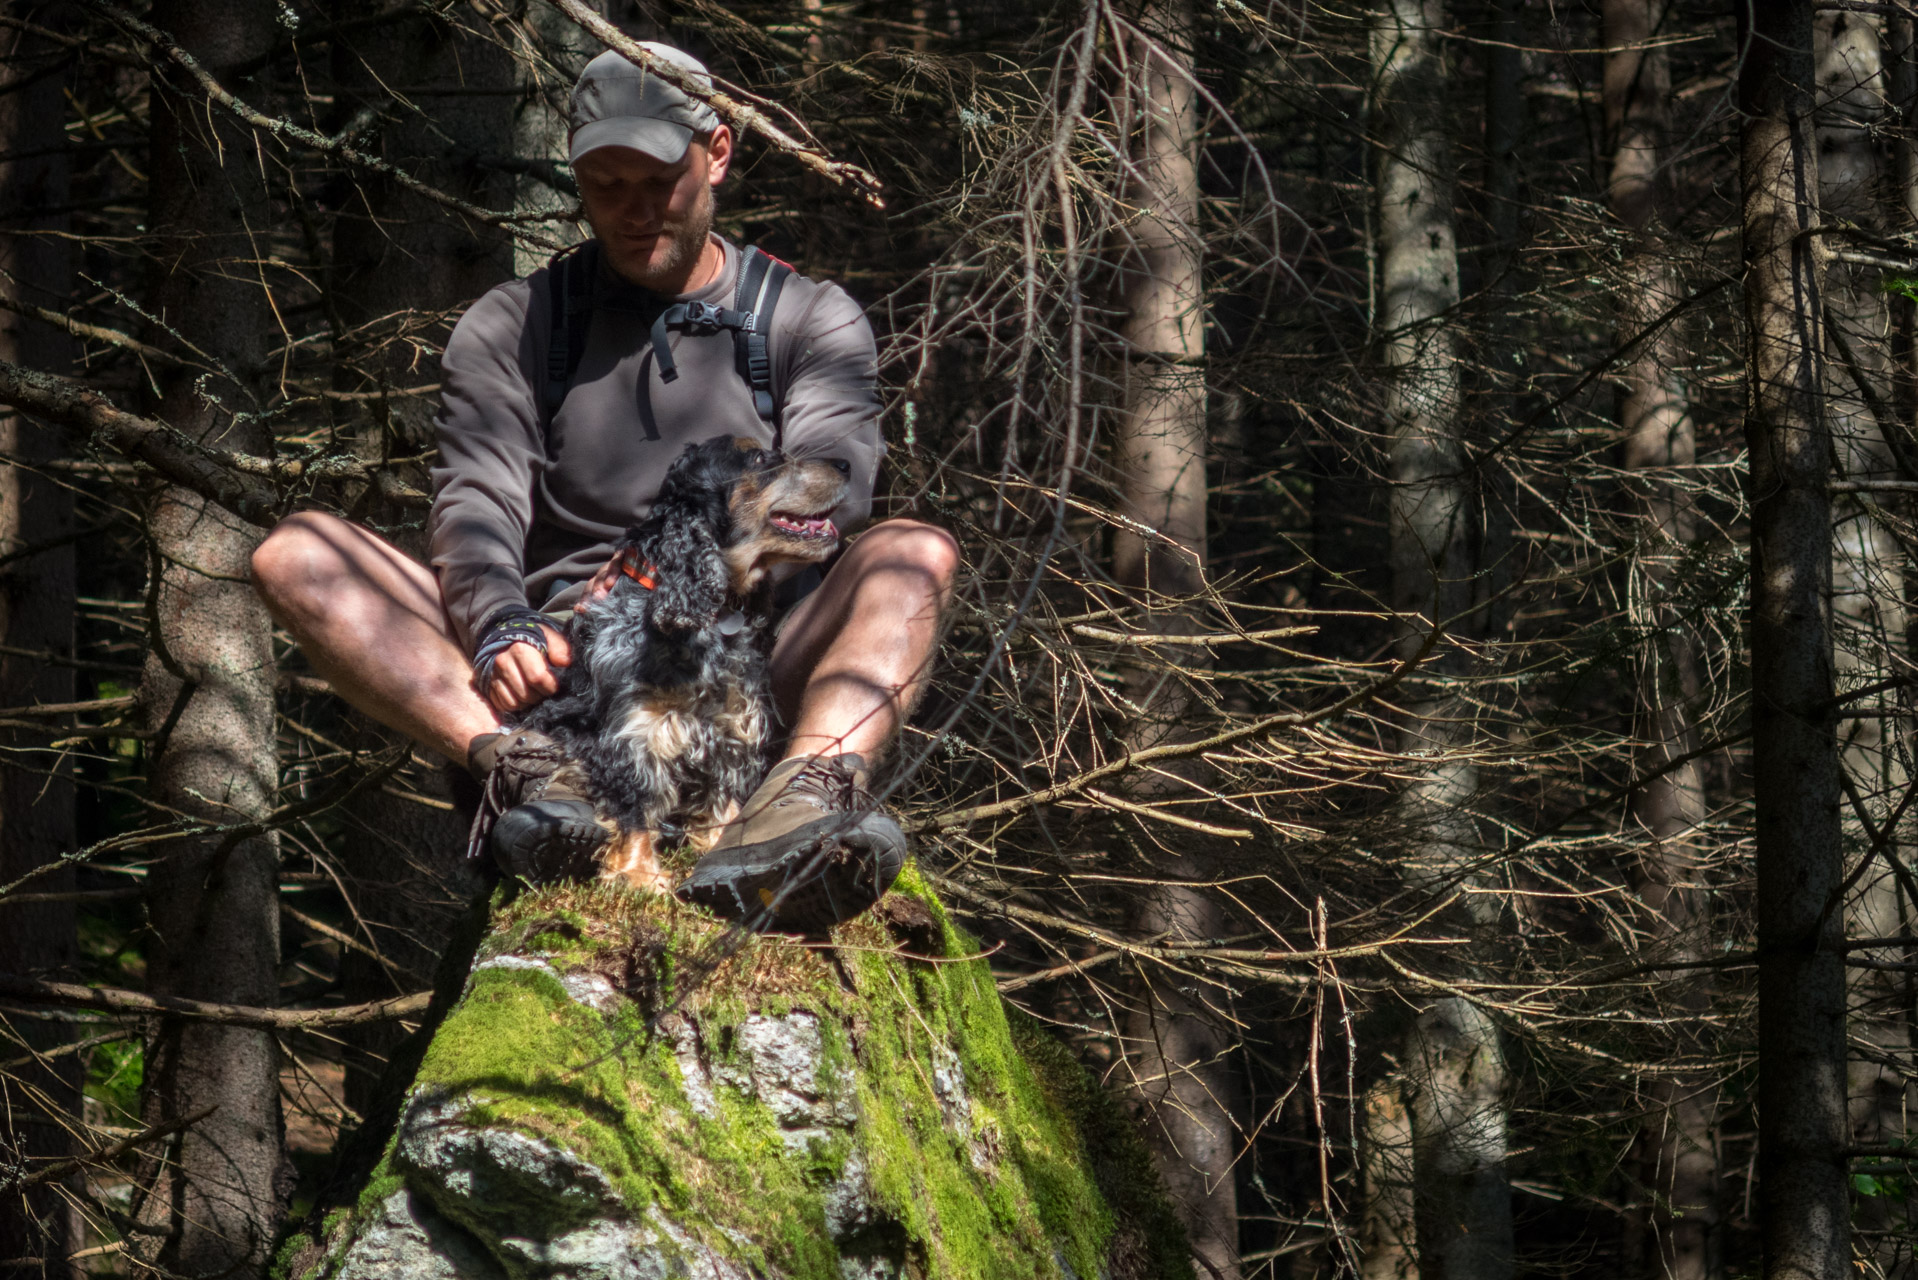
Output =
[
  {"x1": 855, "y1": 519, "x2": 960, "y2": 600},
  {"x1": 250, "y1": 511, "x2": 351, "y2": 615}
]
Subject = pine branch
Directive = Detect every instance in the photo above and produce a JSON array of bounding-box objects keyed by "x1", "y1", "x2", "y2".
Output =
[
  {"x1": 0, "y1": 972, "x2": 431, "y2": 1030},
  {"x1": 80, "y1": 0, "x2": 570, "y2": 250},
  {"x1": 540, "y1": 0, "x2": 885, "y2": 206},
  {"x1": 1, "y1": 1105, "x2": 217, "y2": 1193},
  {"x1": 0, "y1": 357, "x2": 429, "y2": 528}
]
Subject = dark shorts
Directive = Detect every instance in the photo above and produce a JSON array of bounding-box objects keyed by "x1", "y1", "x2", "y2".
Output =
[{"x1": 534, "y1": 560, "x2": 831, "y2": 633}]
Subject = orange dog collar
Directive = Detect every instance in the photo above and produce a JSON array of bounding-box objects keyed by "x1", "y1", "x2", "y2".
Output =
[{"x1": 620, "y1": 554, "x2": 659, "y2": 591}]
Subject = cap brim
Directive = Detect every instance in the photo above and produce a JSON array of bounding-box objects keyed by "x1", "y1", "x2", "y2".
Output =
[{"x1": 570, "y1": 117, "x2": 695, "y2": 166}]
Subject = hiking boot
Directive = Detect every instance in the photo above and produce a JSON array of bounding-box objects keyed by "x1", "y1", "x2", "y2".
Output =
[
  {"x1": 676, "y1": 753, "x2": 906, "y2": 935},
  {"x1": 466, "y1": 729, "x2": 609, "y2": 882},
  {"x1": 491, "y1": 797, "x2": 609, "y2": 882}
]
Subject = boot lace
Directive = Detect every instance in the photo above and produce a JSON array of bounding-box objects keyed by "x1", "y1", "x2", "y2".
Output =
[
  {"x1": 781, "y1": 755, "x2": 868, "y2": 814},
  {"x1": 466, "y1": 731, "x2": 571, "y2": 860}
]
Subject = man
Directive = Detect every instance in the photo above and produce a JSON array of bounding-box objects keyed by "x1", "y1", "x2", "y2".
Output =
[{"x1": 251, "y1": 44, "x2": 956, "y2": 932}]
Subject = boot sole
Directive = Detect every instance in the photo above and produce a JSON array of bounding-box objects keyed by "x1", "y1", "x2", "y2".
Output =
[
  {"x1": 676, "y1": 810, "x2": 907, "y2": 934},
  {"x1": 492, "y1": 800, "x2": 610, "y2": 883}
]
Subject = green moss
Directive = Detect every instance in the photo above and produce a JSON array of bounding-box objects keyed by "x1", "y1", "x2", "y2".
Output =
[
  {"x1": 319, "y1": 869, "x2": 1187, "y2": 1279},
  {"x1": 1008, "y1": 1011, "x2": 1197, "y2": 1280},
  {"x1": 841, "y1": 865, "x2": 1116, "y2": 1280}
]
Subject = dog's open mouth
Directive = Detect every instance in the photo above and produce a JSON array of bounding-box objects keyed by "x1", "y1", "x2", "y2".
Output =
[{"x1": 770, "y1": 511, "x2": 838, "y2": 540}]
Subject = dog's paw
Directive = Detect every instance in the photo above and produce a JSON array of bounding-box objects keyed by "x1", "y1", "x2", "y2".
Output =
[{"x1": 597, "y1": 827, "x2": 670, "y2": 894}]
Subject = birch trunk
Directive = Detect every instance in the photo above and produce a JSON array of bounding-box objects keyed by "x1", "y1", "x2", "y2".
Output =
[
  {"x1": 1360, "y1": 1077, "x2": 1417, "y2": 1280},
  {"x1": 128, "y1": 1, "x2": 288, "y2": 1270},
  {"x1": 1110, "y1": 6, "x2": 1240, "y2": 1277},
  {"x1": 1372, "y1": 2, "x2": 1511, "y2": 1276},
  {"x1": 1741, "y1": 4, "x2": 1849, "y2": 1278},
  {"x1": 0, "y1": 13, "x2": 79, "y2": 1273},
  {"x1": 1604, "y1": 2, "x2": 1719, "y2": 1274},
  {"x1": 1811, "y1": 13, "x2": 1918, "y2": 1269}
]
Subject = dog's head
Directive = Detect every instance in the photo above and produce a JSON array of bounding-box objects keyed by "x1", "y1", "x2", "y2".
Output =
[{"x1": 636, "y1": 436, "x2": 850, "y2": 633}]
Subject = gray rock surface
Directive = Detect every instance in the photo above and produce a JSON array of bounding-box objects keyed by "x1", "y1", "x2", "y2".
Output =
[
  {"x1": 326, "y1": 1003, "x2": 885, "y2": 1278},
  {"x1": 285, "y1": 881, "x2": 1191, "y2": 1280}
]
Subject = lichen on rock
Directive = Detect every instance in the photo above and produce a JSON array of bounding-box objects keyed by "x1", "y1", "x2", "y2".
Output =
[{"x1": 279, "y1": 866, "x2": 1192, "y2": 1280}]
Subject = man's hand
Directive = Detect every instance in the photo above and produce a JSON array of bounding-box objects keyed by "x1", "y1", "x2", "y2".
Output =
[
  {"x1": 484, "y1": 623, "x2": 573, "y2": 714},
  {"x1": 575, "y1": 548, "x2": 631, "y2": 614}
]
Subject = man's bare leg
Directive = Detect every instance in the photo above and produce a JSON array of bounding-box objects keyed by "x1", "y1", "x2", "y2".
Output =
[
  {"x1": 250, "y1": 511, "x2": 498, "y2": 764},
  {"x1": 769, "y1": 518, "x2": 959, "y2": 764}
]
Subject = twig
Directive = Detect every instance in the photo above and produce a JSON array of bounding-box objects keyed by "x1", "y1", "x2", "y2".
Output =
[
  {"x1": 1081, "y1": 788, "x2": 1254, "y2": 839},
  {"x1": 0, "y1": 695, "x2": 134, "y2": 718},
  {"x1": 280, "y1": 901, "x2": 405, "y2": 978},
  {"x1": 541, "y1": 0, "x2": 885, "y2": 206},
  {"x1": 994, "y1": 948, "x2": 1122, "y2": 993},
  {"x1": 1832, "y1": 479, "x2": 1918, "y2": 493},
  {"x1": 0, "y1": 1028, "x2": 136, "y2": 1072},
  {"x1": 1070, "y1": 624, "x2": 1317, "y2": 646},
  {"x1": 0, "y1": 887, "x2": 144, "y2": 905},
  {"x1": 2, "y1": 1104, "x2": 216, "y2": 1192},
  {"x1": 918, "y1": 619, "x2": 1440, "y2": 832},
  {"x1": 0, "y1": 643, "x2": 137, "y2": 676},
  {"x1": 0, "y1": 358, "x2": 429, "y2": 528},
  {"x1": 0, "y1": 290, "x2": 202, "y2": 372},
  {"x1": 0, "y1": 972, "x2": 430, "y2": 1030},
  {"x1": 0, "y1": 357, "x2": 280, "y2": 527},
  {"x1": 84, "y1": 0, "x2": 569, "y2": 250}
]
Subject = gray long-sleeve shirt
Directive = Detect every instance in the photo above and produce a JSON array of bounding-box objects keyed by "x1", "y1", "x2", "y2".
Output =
[{"x1": 429, "y1": 236, "x2": 884, "y2": 650}]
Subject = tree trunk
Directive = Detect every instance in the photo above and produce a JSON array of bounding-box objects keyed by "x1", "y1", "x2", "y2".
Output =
[
  {"x1": 1360, "y1": 1076, "x2": 1417, "y2": 1280},
  {"x1": 322, "y1": 0, "x2": 514, "y2": 1120},
  {"x1": 128, "y1": 1, "x2": 289, "y2": 1270},
  {"x1": 1811, "y1": 13, "x2": 1917, "y2": 1272},
  {"x1": 1604, "y1": 2, "x2": 1719, "y2": 1275},
  {"x1": 508, "y1": 0, "x2": 591, "y2": 279},
  {"x1": 0, "y1": 12, "x2": 79, "y2": 1275},
  {"x1": 1372, "y1": 1, "x2": 1511, "y2": 1276},
  {"x1": 1110, "y1": 5, "x2": 1240, "y2": 1277},
  {"x1": 1740, "y1": 5, "x2": 1849, "y2": 1279},
  {"x1": 1480, "y1": 0, "x2": 1521, "y2": 285},
  {"x1": 1893, "y1": 13, "x2": 1918, "y2": 441}
]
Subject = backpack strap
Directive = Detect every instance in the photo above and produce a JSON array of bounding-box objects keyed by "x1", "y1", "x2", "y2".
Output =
[
  {"x1": 541, "y1": 240, "x2": 599, "y2": 419},
  {"x1": 647, "y1": 297, "x2": 758, "y2": 386},
  {"x1": 733, "y1": 245, "x2": 793, "y2": 437}
]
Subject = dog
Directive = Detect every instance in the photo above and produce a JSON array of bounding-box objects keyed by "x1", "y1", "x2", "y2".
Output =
[{"x1": 507, "y1": 435, "x2": 849, "y2": 890}]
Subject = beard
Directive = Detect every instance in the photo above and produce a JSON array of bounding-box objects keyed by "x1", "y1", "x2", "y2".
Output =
[{"x1": 601, "y1": 182, "x2": 715, "y2": 294}]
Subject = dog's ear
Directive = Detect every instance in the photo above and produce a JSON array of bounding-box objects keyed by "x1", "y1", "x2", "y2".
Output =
[
  {"x1": 643, "y1": 438, "x2": 751, "y2": 634},
  {"x1": 646, "y1": 517, "x2": 728, "y2": 634}
]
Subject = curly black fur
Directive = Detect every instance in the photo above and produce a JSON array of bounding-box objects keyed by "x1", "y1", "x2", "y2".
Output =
[{"x1": 513, "y1": 437, "x2": 839, "y2": 846}]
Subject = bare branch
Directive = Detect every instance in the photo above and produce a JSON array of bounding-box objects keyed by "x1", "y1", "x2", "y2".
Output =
[
  {"x1": 539, "y1": 0, "x2": 885, "y2": 206},
  {"x1": 1, "y1": 1104, "x2": 217, "y2": 1193},
  {"x1": 0, "y1": 971, "x2": 431, "y2": 1030}
]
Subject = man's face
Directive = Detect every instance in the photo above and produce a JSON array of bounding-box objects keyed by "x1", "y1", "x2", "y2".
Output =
[{"x1": 573, "y1": 128, "x2": 731, "y2": 292}]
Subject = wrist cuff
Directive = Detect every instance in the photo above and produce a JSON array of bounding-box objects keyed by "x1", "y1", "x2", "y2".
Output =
[{"x1": 473, "y1": 606, "x2": 553, "y2": 690}]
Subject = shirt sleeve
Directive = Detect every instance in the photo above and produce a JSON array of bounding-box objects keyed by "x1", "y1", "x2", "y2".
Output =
[
  {"x1": 776, "y1": 282, "x2": 885, "y2": 532},
  {"x1": 428, "y1": 281, "x2": 545, "y2": 653}
]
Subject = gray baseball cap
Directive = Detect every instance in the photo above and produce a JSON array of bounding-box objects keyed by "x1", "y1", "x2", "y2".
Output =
[{"x1": 569, "y1": 46, "x2": 722, "y2": 167}]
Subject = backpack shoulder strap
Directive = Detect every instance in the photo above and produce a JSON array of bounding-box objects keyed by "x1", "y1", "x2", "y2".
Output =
[
  {"x1": 732, "y1": 245, "x2": 794, "y2": 440},
  {"x1": 541, "y1": 240, "x2": 599, "y2": 420}
]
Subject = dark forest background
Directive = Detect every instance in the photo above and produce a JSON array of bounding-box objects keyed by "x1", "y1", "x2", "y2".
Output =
[{"x1": 0, "y1": 1, "x2": 1908, "y2": 1278}]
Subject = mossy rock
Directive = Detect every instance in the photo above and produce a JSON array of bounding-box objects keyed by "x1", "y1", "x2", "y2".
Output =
[{"x1": 277, "y1": 866, "x2": 1193, "y2": 1280}]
